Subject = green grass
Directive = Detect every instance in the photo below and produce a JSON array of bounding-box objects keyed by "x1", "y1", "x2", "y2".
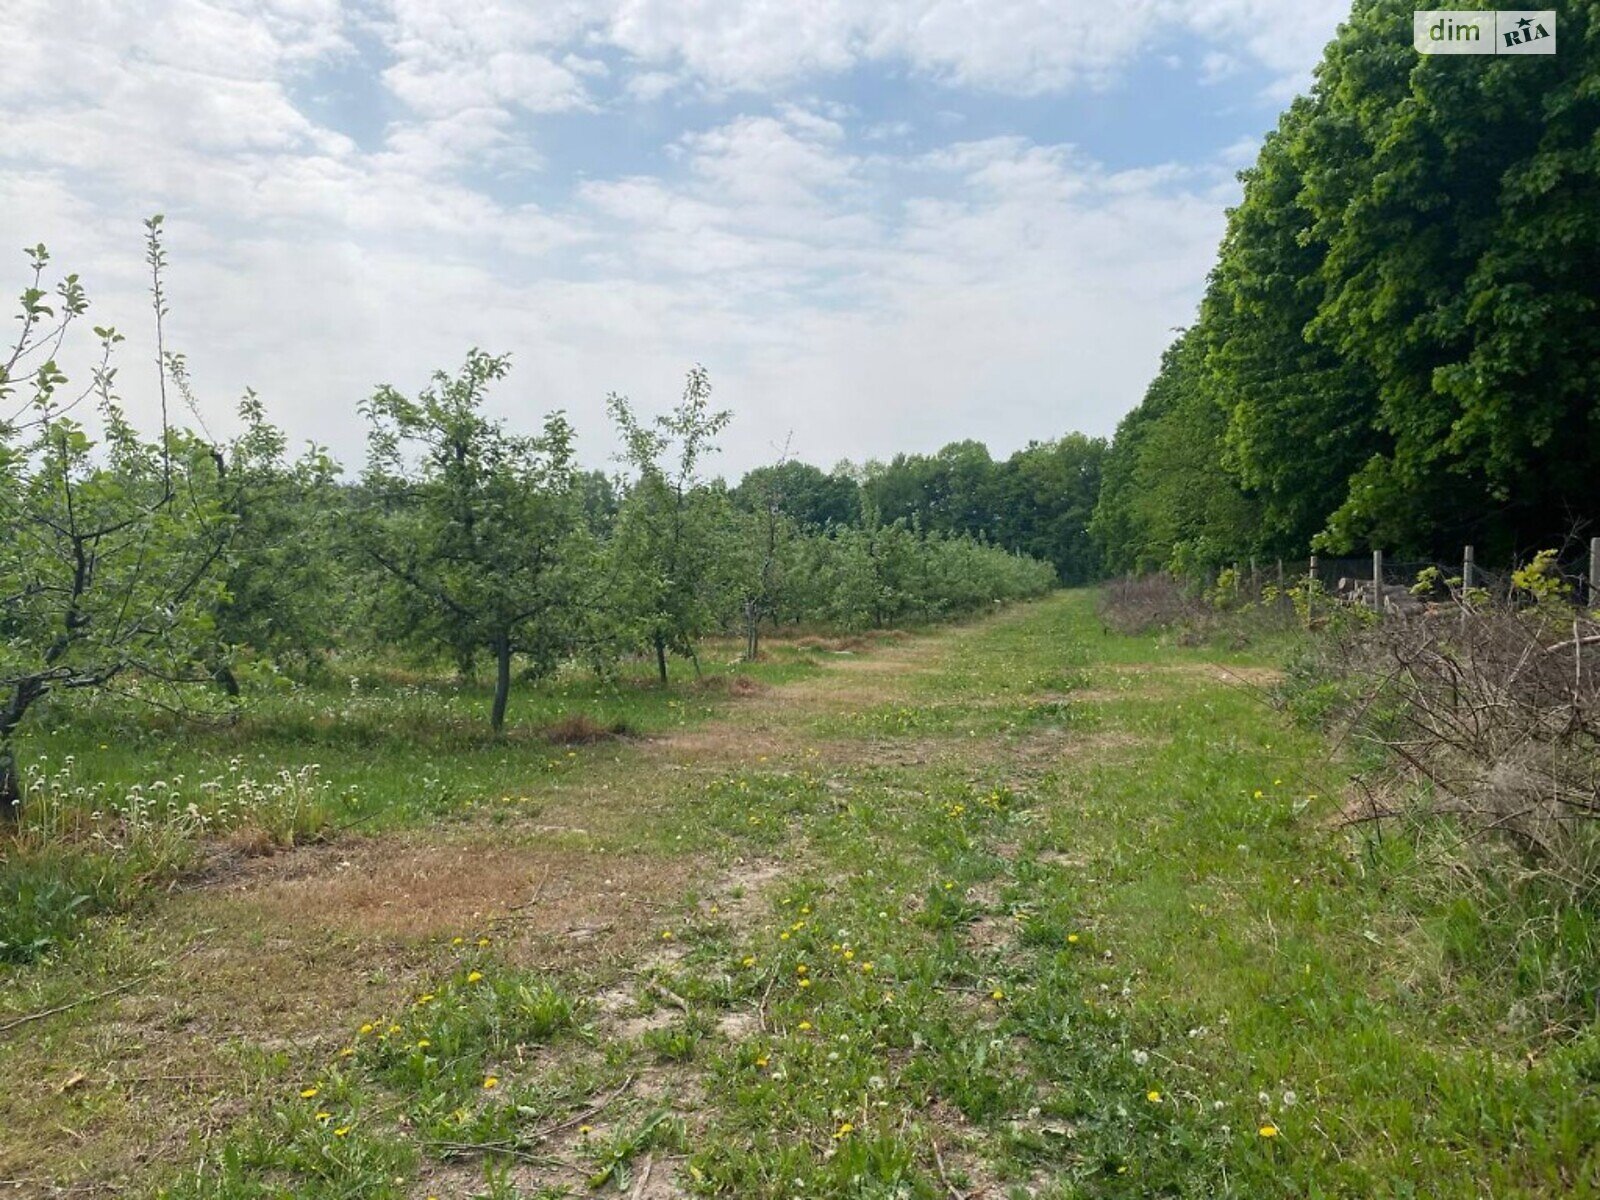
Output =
[
  {"x1": 0, "y1": 642, "x2": 820, "y2": 961},
  {"x1": 5, "y1": 593, "x2": 1598, "y2": 1197}
]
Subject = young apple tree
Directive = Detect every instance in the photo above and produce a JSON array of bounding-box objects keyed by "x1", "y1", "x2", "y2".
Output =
[
  {"x1": 356, "y1": 350, "x2": 582, "y2": 732},
  {"x1": 0, "y1": 220, "x2": 233, "y2": 820},
  {"x1": 606, "y1": 366, "x2": 732, "y2": 684}
]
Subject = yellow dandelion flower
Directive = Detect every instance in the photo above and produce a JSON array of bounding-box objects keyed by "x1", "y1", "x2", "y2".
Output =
[
  {"x1": 1067, "y1": 934, "x2": 1080, "y2": 944},
  {"x1": 388, "y1": 1024, "x2": 401, "y2": 1035},
  {"x1": 833, "y1": 1122, "x2": 854, "y2": 1140},
  {"x1": 1259, "y1": 1124, "x2": 1279, "y2": 1138},
  {"x1": 660, "y1": 930, "x2": 674, "y2": 941},
  {"x1": 333, "y1": 1126, "x2": 350, "y2": 1138},
  {"x1": 338, "y1": 1047, "x2": 354, "y2": 1058},
  {"x1": 451, "y1": 937, "x2": 464, "y2": 946},
  {"x1": 483, "y1": 1076, "x2": 499, "y2": 1090},
  {"x1": 755, "y1": 1055, "x2": 770, "y2": 1069},
  {"x1": 477, "y1": 937, "x2": 491, "y2": 947},
  {"x1": 579, "y1": 1124, "x2": 592, "y2": 1135},
  {"x1": 300, "y1": 1087, "x2": 320, "y2": 1099},
  {"x1": 1146, "y1": 1090, "x2": 1162, "y2": 1104},
  {"x1": 467, "y1": 971, "x2": 483, "y2": 983},
  {"x1": 797, "y1": 1021, "x2": 812, "y2": 1031},
  {"x1": 991, "y1": 988, "x2": 1005, "y2": 1001},
  {"x1": 780, "y1": 931, "x2": 791, "y2": 941},
  {"x1": 417, "y1": 1039, "x2": 431, "y2": 1049},
  {"x1": 359, "y1": 1023, "x2": 374, "y2": 1035},
  {"x1": 314, "y1": 1111, "x2": 331, "y2": 1122},
  {"x1": 861, "y1": 962, "x2": 874, "y2": 973},
  {"x1": 842, "y1": 949, "x2": 854, "y2": 961},
  {"x1": 742, "y1": 956, "x2": 757, "y2": 968},
  {"x1": 796, "y1": 964, "x2": 808, "y2": 974},
  {"x1": 799, "y1": 978, "x2": 812, "y2": 989}
]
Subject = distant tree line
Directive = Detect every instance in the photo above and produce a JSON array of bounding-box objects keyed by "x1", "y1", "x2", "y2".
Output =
[{"x1": 1093, "y1": 0, "x2": 1600, "y2": 574}]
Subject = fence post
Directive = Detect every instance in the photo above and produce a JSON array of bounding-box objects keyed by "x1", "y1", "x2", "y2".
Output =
[
  {"x1": 1307, "y1": 554, "x2": 1318, "y2": 628},
  {"x1": 1463, "y1": 544, "x2": 1475, "y2": 591},
  {"x1": 1371, "y1": 549, "x2": 1384, "y2": 615},
  {"x1": 1590, "y1": 537, "x2": 1599, "y2": 607}
]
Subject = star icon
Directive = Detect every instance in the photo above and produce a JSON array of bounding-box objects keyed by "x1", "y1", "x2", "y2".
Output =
[{"x1": 1517, "y1": 16, "x2": 1532, "y2": 29}]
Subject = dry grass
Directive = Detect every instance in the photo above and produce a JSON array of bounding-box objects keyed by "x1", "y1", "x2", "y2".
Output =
[{"x1": 544, "y1": 712, "x2": 636, "y2": 743}]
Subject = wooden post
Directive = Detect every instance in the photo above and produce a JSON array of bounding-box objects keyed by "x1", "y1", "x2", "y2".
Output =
[
  {"x1": 1371, "y1": 549, "x2": 1384, "y2": 615},
  {"x1": 1463, "y1": 544, "x2": 1475, "y2": 592},
  {"x1": 1590, "y1": 537, "x2": 1599, "y2": 607},
  {"x1": 1307, "y1": 554, "x2": 1318, "y2": 628},
  {"x1": 1249, "y1": 556, "x2": 1259, "y2": 597}
]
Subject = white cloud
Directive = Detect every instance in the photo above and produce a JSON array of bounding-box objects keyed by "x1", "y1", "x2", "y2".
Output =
[{"x1": 0, "y1": 0, "x2": 1351, "y2": 477}]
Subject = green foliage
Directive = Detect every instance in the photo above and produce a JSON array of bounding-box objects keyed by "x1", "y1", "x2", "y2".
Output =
[
  {"x1": 730, "y1": 459, "x2": 860, "y2": 529},
  {"x1": 1091, "y1": 330, "x2": 1258, "y2": 574},
  {"x1": 1095, "y1": 0, "x2": 1600, "y2": 572},
  {"x1": 0, "y1": 221, "x2": 236, "y2": 815},
  {"x1": 860, "y1": 435, "x2": 1107, "y2": 582},
  {"x1": 604, "y1": 366, "x2": 734, "y2": 683},
  {"x1": 355, "y1": 349, "x2": 584, "y2": 730},
  {"x1": 210, "y1": 390, "x2": 342, "y2": 682}
]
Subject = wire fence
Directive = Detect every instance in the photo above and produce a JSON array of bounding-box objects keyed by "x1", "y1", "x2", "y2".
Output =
[{"x1": 1209, "y1": 537, "x2": 1600, "y2": 615}]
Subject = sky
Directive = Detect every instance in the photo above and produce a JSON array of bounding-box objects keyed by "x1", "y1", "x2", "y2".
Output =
[{"x1": 0, "y1": 0, "x2": 1352, "y2": 478}]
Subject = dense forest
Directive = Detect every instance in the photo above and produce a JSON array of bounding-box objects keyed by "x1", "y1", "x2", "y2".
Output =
[{"x1": 1093, "y1": 0, "x2": 1600, "y2": 573}]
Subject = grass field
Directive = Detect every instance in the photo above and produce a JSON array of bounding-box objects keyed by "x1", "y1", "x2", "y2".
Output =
[{"x1": 2, "y1": 592, "x2": 1596, "y2": 1198}]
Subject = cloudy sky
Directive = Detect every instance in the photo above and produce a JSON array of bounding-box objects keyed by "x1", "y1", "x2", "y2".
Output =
[{"x1": 0, "y1": 0, "x2": 1351, "y2": 476}]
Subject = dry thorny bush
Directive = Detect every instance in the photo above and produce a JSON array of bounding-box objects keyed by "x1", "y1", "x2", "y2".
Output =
[
  {"x1": 1098, "y1": 574, "x2": 1208, "y2": 635},
  {"x1": 1315, "y1": 596, "x2": 1600, "y2": 887},
  {"x1": 1099, "y1": 571, "x2": 1298, "y2": 645}
]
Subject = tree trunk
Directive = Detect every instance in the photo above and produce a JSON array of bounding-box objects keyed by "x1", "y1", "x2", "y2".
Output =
[
  {"x1": 213, "y1": 662, "x2": 241, "y2": 698},
  {"x1": 655, "y1": 633, "x2": 669, "y2": 686},
  {"x1": 491, "y1": 636, "x2": 512, "y2": 734},
  {"x1": 0, "y1": 681, "x2": 42, "y2": 826},
  {"x1": 0, "y1": 742, "x2": 19, "y2": 827}
]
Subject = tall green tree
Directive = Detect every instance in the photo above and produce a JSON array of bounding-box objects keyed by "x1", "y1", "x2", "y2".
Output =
[
  {"x1": 1092, "y1": 330, "x2": 1258, "y2": 574},
  {"x1": 1302, "y1": 0, "x2": 1600, "y2": 556},
  {"x1": 356, "y1": 350, "x2": 581, "y2": 732},
  {"x1": 1203, "y1": 96, "x2": 1382, "y2": 558},
  {"x1": 989, "y1": 435, "x2": 1106, "y2": 583},
  {"x1": 731, "y1": 460, "x2": 860, "y2": 529}
]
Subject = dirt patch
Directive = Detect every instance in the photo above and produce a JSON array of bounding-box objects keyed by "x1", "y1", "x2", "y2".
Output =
[
  {"x1": 716, "y1": 1009, "x2": 760, "y2": 1041},
  {"x1": 546, "y1": 713, "x2": 636, "y2": 744},
  {"x1": 713, "y1": 858, "x2": 785, "y2": 928},
  {"x1": 693, "y1": 674, "x2": 768, "y2": 697},
  {"x1": 223, "y1": 834, "x2": 692, "y2": 945},
  {"x1": 963, "y1": 914, "x2": 1017, "y2": 957}
]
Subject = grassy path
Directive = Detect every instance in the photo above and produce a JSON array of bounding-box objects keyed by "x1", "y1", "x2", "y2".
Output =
[{"x1": 3, "y1": 592, "x2": 1595, "y2": 1197}]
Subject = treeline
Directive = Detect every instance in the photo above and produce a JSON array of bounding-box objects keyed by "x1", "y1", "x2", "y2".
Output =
[
  {"x1": 1093, "y1": 0, "x2": 1600, "y2": 574},
  {"x1": 0, "y1": 224, "x2": 1058, "y2": 807}
]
